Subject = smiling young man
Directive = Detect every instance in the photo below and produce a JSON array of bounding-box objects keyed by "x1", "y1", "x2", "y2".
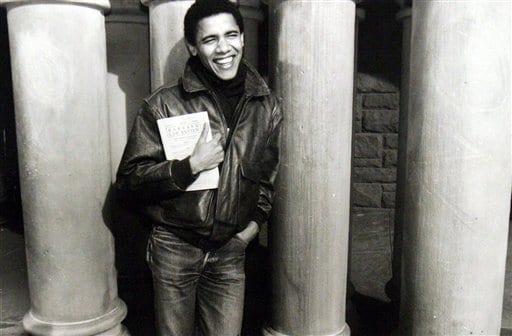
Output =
[{"x1": 115, "y1": 0, "x2": 282, "y2": 335}]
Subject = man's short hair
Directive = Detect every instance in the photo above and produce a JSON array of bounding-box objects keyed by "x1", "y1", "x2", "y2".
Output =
[{"x1": 184, "y1": 0, "x2": 245, "y2": 45}]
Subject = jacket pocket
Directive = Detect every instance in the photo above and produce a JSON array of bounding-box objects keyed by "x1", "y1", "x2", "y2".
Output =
[{"x1": 237, "y1": 161, "x2": 261, "y2": 224}]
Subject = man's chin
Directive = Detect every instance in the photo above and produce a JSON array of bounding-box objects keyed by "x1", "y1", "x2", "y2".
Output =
[{"x1": 215, "y1": 70, "x2": 238, "y2": 81}]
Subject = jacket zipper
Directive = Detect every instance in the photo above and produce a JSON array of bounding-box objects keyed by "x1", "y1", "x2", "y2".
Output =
[
  {"x1": 206, "y1": 90, "x2": 254, "y2": 225},
  {"x1": 212, "y1": 93, "x2": 252, "y2": 221},
  {"x1": 208, "y1": 91, "x2": 230, "y2": 147},
  {"x1": 226, "y1": 94, "x2": 250, "y2": 146},
  {"x1": 203, "y1": 91, "x2": 229, "y2": 227}
]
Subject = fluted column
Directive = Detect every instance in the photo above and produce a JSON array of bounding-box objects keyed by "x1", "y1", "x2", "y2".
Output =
[
  {"x1": 0, "y1": 1, "x2": 128, "y2": 335},
  {"x1": 399, "y1": 2, "x2": 511, "y2": 335},
  {"x1": 265, "y1": 1, "x2": 356, "y2": 335}
]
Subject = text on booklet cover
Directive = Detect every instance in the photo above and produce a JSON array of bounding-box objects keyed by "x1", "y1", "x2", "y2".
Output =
[{"x1": 157, "y1": 112, "x2": 219, "y2": 191}]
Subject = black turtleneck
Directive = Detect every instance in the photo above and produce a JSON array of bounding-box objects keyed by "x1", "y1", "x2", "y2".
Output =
[{"x1": 189, "y1": 56, "x2": 246, "y2": 131}]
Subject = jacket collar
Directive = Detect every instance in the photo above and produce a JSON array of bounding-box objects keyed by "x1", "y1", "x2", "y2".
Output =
[{"x1": 182, "y1": 58, "x2": 271, "y2": 97}]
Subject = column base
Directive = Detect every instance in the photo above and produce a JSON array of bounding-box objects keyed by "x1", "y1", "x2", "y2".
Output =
[
  {"x1": 95, "y1": 324, "x2": 130, "y2": 336},
  {"x1": 262, "y1": 323, "x2": 350, "y2": 336},
  {"x1": 23, "y1": 298, "x2": 128, "y2": 336}
]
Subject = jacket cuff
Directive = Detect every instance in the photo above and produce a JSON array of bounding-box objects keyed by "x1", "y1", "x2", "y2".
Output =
[
  {"x1": 171, "y1": 157, "x2": 197, "y2": 190},
  {"x1": 250, "y1": 209, "x2": 268, "y2": 228}
]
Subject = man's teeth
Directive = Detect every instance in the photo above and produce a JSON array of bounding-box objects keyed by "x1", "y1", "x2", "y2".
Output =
[{"x1": 215, "y1": 56, "x2": 234, "y2": 65}]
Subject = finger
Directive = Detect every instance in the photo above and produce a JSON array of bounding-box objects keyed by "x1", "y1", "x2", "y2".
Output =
[
  {"x1": 217, "y1": 150, "x2": 225, "y2": 161},
  {"x1": 210, "y1": 133, "x2": 222, "y2": 143},
  {"x1": 213, "y1": 144, "x2": 224, "y2": 156},
  {"x1": 198, "y1": 123, "x2": 209, "y2": 142}
]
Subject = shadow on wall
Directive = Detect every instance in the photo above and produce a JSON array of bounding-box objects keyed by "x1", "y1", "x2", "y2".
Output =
[
  {"x1": 110, "y1": 195, "x2": 155, "y2": 336},
  {"x1": 164, "y1": 37, "x2": 190, "y2": 87},
  {"x1": 104, "y1": 18, "x2": 155, "y2": 334}
]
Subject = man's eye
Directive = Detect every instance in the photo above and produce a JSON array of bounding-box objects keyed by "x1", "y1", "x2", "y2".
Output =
[
  {"x1": 227, "y1": 33, "x2": 239, "y2": 38},
  {"x1": 203, "y1": 38, "x2": 216, "y2": 44}
]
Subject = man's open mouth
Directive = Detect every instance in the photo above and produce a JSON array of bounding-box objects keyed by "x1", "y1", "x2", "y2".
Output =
[{"x1": 214, "y1": 56, "x2": 235, "y2": 68}]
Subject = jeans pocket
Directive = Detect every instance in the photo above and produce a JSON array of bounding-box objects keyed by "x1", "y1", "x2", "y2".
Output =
[{"x1": 232, "y1": 235, "x2": 249, "y2": 249}]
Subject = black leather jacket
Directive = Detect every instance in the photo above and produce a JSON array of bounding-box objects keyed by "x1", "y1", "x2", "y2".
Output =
[{"x1": 115, "y1": 59, "x2": 282, "y2": 245}]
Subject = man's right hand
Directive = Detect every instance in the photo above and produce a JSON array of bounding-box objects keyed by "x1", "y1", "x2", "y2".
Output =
[{"x1": 189, "y1": 124, "x2": 224, "y2": 175}]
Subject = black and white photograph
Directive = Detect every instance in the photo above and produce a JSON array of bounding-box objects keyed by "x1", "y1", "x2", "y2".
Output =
[{"x1": 0, "y1": 0, "x2": 510, "y2": 335}]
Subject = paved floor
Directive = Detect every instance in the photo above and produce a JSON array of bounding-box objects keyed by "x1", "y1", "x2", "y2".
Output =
[
  {"x1": 1, "y1": 219, "x2": 511, "y2": 336},
  {"x1": 0, "y1": 221, "x2": 376, "y2": 336}
]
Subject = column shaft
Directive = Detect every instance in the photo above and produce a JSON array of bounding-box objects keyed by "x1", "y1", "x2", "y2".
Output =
[
  {"x1": 265, "y1": 1, "x2": 355, "y2": 335},
  {"x1": 2, "y1": 1, "x2": 127, "y2": 335},
  {"x1": 143, "y1": 0, "x2": 194, "y2": 90},
  {"x1": 400, "y1": 2, "x2": 511, "y2": 334}
]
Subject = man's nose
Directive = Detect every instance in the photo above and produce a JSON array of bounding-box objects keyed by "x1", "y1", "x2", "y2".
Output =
[{"x1": 216, "y1": 38, "x2": 230, "y2": 53}]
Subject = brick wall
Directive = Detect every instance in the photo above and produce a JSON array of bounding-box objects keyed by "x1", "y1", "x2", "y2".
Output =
[
  {"x1": 350, "y1": 73, "x2": 399, "y2": 301},
  {"x1": 353, "y1": 73, "x2": 399, "y2": 211}
]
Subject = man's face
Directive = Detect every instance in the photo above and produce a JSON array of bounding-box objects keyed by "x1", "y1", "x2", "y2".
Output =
[{"x1": 187, "y1": 13, "x2": 244, "y2": 80}]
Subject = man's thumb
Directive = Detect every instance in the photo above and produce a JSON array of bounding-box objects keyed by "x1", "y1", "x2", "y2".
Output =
[{"x1": 198, "y1": 123, "x2": 209, "y2": 142}]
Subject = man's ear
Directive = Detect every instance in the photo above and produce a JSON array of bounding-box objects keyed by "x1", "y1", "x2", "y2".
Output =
[
  {"x1": 241, "y1": 33, "x2": 244, "y2": 47},
  {"x1": 186, "y1": 42, "x2": 198, "y2": 56}
]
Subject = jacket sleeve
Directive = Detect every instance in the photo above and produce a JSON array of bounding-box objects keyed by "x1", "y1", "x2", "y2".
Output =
[
  {"x1": 250, "y1": 100, "x2": 283, "y2": 226},
  {"x1": 115, "y1": 102, "x2": 196, "y2": 203}
]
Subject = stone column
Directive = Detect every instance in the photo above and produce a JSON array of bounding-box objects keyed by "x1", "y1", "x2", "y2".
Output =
[
  {"x1": 386, "y1": 3, "x2": 411, "y2": 310},
  {"x1": 0, "y1": 1, "x2": 128, "y2": 335},
  {"x1": 399, "y1": 2, "x2": 511, "y2": 335},
  {"x1": 141, "y1": 0, "x2": 193, "y2": 90},
  {"x1": 264, "y1": 1, "x2": 356, "y2": 335}
]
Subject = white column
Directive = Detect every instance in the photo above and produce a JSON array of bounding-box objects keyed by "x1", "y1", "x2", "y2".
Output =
[
  {"x1": 0, "y1": 0, "x2": 128, "y2": 335},
  {"x1": 264, "y1": 1, "x2": 356, "y2": 335},
  {"x1": 399, "y1": 1, "x2": 511, "y2": 334},
  {"x1": 142, "y1": 0, "x2": 194, "y2": 90}
]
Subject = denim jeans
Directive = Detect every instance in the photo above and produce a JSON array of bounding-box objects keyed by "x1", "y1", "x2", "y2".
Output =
[{"x1": 147, "y1": 226, "x2": 247, "y2": 336}]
